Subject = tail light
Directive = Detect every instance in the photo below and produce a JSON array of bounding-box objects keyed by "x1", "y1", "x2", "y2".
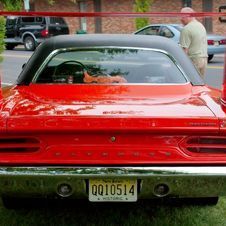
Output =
[
  {"x1": 220, "y1": 39, "x2": 226, "y2": 45},
  {"x1": 0, "y1": 137, "x2": 40, "y2": 153},
  {"x1": 207, "y1": 40, "x2": 214, "y2": 45},
  {"x1": 41, "y1": 29, "x2": 49, "y2": 37},
  {"x1": 180, "y1": 136, "x2": 226, "y2": 154}
]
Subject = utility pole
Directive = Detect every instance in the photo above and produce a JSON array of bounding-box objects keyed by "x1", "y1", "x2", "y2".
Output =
[{"x1": 24, "y1": 0, "x2": 30, "y2": 12}]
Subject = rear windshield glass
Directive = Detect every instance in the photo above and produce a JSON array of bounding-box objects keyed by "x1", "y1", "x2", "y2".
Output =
[
  {"x1": 35, "y1": 48, "x2": 187, "y2": 84},
  {"x1": 21, "y1": 17, "x2": 35, "y2": 23},
  {"x1": 21, "y1": 17, "x2": 45, "y2": 24}
]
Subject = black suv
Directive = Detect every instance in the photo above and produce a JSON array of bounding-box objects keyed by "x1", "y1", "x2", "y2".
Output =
[{"x1": 5, "y1": 16, "x2": 69, "y2": 51}]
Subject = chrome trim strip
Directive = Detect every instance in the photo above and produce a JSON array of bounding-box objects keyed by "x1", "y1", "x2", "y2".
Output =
[
  {"x1": 33, "y1": 48, "x2": 60, "y2": 82},
  {"x1": 221, "y1": 98, "x2": 226, "y2": 106},
  {"x1": 32, "y1": 46, "x2": 189, "y2": 84},
  {"x1": 1, "y1": 166, "x2": 226, "y2": 176},
  {"x1": 1, "y1": 166, "x2": 226, "y2": 198},
  {"x1": 31, "y1": 82, "x2": 191, "y2": 86}
]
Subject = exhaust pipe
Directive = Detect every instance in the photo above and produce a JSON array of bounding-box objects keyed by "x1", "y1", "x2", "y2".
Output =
[{"x1": 57, "y1": 183, "x2": 73, "y2": 197}]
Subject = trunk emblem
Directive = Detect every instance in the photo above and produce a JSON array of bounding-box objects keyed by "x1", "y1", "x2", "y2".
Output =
[{"x1": 110, "y1": 136, "x2": 116, "y2": 142}]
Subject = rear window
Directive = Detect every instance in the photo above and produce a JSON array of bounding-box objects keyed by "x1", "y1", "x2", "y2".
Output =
[
  {"x1": 49, "y1": 17, "x2": 66, "y2": 25},
  {"x1": 172, "y1": 25, "x2": 183, "y2": 31},
  {"x1": 136, "y1": 26, "x2": 160, "y2": 35},
  {"x1": 21, "y1": 17, "x2": 45, "y2": 24},
  {"x1": 35, "y1": 47, "x2": 187, "y2": 84},
  {"x1": 21, "y1": 17, "x2": 35, "y2": 23}
]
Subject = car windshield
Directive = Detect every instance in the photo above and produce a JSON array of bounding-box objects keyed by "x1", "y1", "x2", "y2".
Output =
[{"x1": 35, "y1": 48, "x2": 187, "y2": 84}]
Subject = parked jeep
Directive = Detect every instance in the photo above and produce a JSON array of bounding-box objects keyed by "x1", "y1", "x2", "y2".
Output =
[{"x1": 5, "y1": 16, "x2": 69, "y2": 51}]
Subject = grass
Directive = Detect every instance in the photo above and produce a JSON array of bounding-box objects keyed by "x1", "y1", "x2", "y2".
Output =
[{"x1": 0, "y1": 197, "x2": 226, "y2": 226}]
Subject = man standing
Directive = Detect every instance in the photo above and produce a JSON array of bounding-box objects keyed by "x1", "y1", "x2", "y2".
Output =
[{"x1": 179, "y1": 7, "x2": 208, "y2": 79}]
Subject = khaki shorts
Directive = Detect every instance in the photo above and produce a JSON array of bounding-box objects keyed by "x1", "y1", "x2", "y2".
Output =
[{"x1": 191, "y1": 57, "x2": 207, "y2": 79}]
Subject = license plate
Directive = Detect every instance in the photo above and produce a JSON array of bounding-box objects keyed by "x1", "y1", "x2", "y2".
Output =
[
  {"x1": 214, "y1": 41, "x2": 219, "y2": 46},
  {"x1": 89, "y1": 179, "x2": 137, "y2": 202}
]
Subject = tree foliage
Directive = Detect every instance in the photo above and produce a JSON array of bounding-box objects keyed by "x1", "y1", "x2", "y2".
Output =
[
  {"x1": 0, "y1": 17, "x2": 5, "y2": 63},
  {"x1": 1, "y1": 0, "x2": 23, "y2": 11},
  {"x1": 0, "y1": 0, "x2": 23, "y2": 63},
  {"x1": 134, "y1": 0, "x2": 152, "y2": 30}
]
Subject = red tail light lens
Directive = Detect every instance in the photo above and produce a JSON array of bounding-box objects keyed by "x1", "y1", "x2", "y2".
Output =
[
  {"x1": 180, "y1": 136, "x2": 226, "y2": 154},
  {"x1": 220, "y1": 39, "x2": 226, "y2": 45},
  {"x1": 41, "y1": 29, "x2": 49, "y2": 37},
  {"x1": 0, "y1": 137, "x2": 40, "y2": 153},
  {"x1": 207, "y1": 40, "x2": 214, "y2": 45}
]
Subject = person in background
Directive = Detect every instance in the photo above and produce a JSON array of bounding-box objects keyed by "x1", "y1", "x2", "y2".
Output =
[{"x1": 179, "y1": 7, "x2": 208, "y2": 79}]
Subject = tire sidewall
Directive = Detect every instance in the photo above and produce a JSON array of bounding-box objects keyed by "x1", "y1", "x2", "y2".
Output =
[{"x1": 24, "y1": 36, "x2": 36, "y2": 51}]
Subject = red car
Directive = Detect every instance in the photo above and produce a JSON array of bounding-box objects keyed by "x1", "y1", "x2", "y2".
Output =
[{"x1": 0, "y1": 34, "x2": 226, "y2": 207}]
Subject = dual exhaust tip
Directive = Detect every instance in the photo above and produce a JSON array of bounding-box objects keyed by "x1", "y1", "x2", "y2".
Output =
[{"x1": 57, "y1": 183, "x2": 73, "y2": 197}]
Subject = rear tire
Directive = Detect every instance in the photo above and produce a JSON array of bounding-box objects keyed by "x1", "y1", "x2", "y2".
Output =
[
  {"x1": 5, "y1": 43, "x2": 16, "y2": 50},
  {"x1": 24, "y1": 36, "x2": 36, "y2": 51},
  {"x1": 1, "y1": 196, "x2": 42, "y2": 209},
  {"x1": 208, "y1": 54, "x2": 214, "y2": 62},
  {"x1": 193, "y1": 197, "x2": 219, "y2": 206},
  {"x1": 1, "y1": 196, "x2": 20, "y2": 209},
  {"x1": 172, "y1": 197, "x2": 219, "y2": 206}
]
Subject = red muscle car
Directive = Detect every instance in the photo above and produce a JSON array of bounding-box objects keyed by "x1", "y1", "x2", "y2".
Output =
[{"x1": 0, "y1": 34, "x2": 226, "y2": 207}]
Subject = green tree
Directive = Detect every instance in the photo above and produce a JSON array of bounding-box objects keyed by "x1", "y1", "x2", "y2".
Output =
[
  {"x1": 1, "y1": 0, "x2": 23, "y2": 11},
  {"x1": 134, "y1": 0, "x2": 152, "y2": 30},
  {"x1": 0, "y1": 0, "x2": 62, "y2": 61},
  {"x1": 0, "y1": 0, "x2": 23, "y2": 63},
  {"x1": 0, "y1": 17, "x2": 5, "y2": 63}
]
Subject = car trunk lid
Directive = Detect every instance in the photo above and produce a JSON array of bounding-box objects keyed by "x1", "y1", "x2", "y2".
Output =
[{"x1": 3, "y1": 83, "x2": 219, "y2": 133}]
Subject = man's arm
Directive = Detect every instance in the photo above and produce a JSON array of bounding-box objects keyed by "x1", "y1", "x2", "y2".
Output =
[
  {"x1": 179, "y1": 29, "x2": 190, "y2": 55},
  {"x1": 182, "y1": 47, "x2": 188, "y2": 54}
]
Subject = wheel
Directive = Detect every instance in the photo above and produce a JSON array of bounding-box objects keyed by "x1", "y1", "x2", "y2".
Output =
[
  {"x1": 5, "y1": 43, "x2": 16, "y2": 50},
  {"x1": 1, "y1": 196, "x2": 44, "y2": 209},
  {"x1": 24, "y1": 36, "x2": 36, "y2": 51},
  {"x1": 192, "y1": 197, "x2": 219, "y2": 206},
  {"x1": 208, "y1": 54, "x2": 214, "y2": 62}
]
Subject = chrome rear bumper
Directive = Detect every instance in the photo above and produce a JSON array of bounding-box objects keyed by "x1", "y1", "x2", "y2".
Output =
[{"x1": 0, "y1": 166, "x2": 226, "y2": 199}]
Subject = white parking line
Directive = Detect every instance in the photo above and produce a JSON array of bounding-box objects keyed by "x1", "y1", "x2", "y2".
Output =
[
  {"x1": 2, "y1": 82, "x2": 13, "y2": 86},
  {"x1": 2, "y1": 54, "x2": 31, "y2": 59},
  {"x1": 207, "y1": 65, "x2": 224, "y2": 69}
]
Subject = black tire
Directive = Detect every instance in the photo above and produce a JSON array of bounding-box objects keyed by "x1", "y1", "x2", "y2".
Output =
[
  {"x1": 5, "y1": 43, "x2": 16, "y2": 50},
  {"x1": 171, "y1": 197, "x2": 219, "y2": 206},
  {"x1": 1, "y1": 196, "x2": 84, "y2": 209},
  {"x1": 1, "y1": 196, "x2": 21, "y2": 209},
  {"x1": 1, "y1": 196, "x2": 43, "y2": 209},
  {"x1": 193, "y1": 197, "x2": 219, "y2": 206},
  {"x1": 208, "y1": 54, "x2": 214, "y2": 62},
  {"x1": 24, "y1": 36, "x2": 36, "y2": 51}
]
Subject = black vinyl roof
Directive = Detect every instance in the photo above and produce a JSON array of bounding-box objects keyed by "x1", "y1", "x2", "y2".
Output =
[{"x1": 17, "y1": 34, "x2": 204, "y2": 85}]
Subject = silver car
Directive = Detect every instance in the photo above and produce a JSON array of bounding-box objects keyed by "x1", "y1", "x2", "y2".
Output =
[{"x1": 134, "y1": 24, "x2": 226, "y2": 62}]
